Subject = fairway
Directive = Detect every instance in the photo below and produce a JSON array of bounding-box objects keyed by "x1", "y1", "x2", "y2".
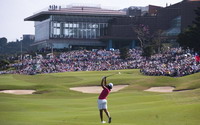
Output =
[{"x1": 0, "y1": 69, "x2": 200, "y2": 125}]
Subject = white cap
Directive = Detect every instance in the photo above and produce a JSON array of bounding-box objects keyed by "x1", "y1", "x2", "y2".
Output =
[{"x1": 108, "y1": 83, "x2": 113, "y2": 89}]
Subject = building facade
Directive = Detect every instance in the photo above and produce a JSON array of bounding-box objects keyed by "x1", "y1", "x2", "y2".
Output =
[
  {"x1": 25, "y1": 1, "x2": 200, "y2": 50},
  {"x1": 25, "y1": 5, "x2": 126, "y2": 49}
]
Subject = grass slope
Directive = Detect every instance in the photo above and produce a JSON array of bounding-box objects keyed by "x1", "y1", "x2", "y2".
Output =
[{"x1": 0, "y1": 69, "x2": 200, "y2": 125}]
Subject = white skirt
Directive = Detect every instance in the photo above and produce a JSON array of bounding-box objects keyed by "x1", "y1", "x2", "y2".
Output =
[{"x1": 97, "y1": 99, "x2": 107, "y2": 110}]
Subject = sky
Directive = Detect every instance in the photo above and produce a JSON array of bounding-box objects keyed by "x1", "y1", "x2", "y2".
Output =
[{"x1": 0, "y1": 0, "x2": 182, "y2": 42}]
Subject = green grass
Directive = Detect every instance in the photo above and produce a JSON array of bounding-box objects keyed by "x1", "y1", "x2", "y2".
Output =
[{"x1": 0, "y1": 69, "x2": 200, "y2": 125}]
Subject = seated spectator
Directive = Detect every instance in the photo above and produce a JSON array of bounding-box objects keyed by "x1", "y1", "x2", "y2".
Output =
[{"x1": 0, "y1": 47, "x2": 199, "y2": 77}]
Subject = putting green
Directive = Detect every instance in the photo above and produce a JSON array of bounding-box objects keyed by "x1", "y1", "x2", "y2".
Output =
[{"x1": 0, "y1": 69, "x2": 200, "y2": 125}]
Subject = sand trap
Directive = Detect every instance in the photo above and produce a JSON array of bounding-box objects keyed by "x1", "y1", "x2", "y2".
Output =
[
  {"x1": 70, "y1": 85, "x2": 129, "y2": 94},
  {"x1": 144, "y1": 86, "x2": 175, "y2": 92},
  {"x1": 0, "y1": 90, "x2": 36, "y2": 95}
]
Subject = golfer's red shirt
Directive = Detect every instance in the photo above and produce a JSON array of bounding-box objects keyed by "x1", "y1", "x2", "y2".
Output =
[{"x1": 98, "y1": 87, "x2": 110, "y2": 99}]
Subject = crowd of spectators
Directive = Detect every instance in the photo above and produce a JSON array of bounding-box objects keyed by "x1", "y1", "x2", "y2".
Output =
[
  {"x1": 0, "y1": 47, "x2": 199, "y2": 77},
  {"x1": 140, "y1": 48, "x2": 200, "y2": 77}
]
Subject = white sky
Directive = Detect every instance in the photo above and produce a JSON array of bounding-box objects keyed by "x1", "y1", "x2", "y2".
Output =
[{"x1": 0, "y1": 0, "x2": 182, "y2": 42}]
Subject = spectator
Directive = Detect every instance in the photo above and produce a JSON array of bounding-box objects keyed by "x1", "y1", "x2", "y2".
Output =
[{"x1": 0, "y1": 48, "x2": 199, "y2": 77}]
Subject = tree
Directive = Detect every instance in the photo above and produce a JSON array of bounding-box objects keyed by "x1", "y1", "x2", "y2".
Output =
[
  {"x1": 0, "y1": 37, "x2": 7, "y2": 46},
  {"x1": 133, "y1": 24, "x2": 150, "y2": 49},
  {"x1": 0, "y1": 59, "x2": 9, "y2": 70},
  {"x1": 134, "y1": 24, "x2": 166, "y2": 57},
  {"x1": 142, "y1": 45, "x2": 154, "y2": 57},
  {"x1": 177, "y1": 7, "x2": 200, "y2": 53},
  {"x1": 133, "y1": 24, "x2": 154, "y2": 57},
  {"x1": 120, "y1": 48, "x2": 130, "y2": 60},
  {"x1": 151, "y1": 30, "x2": 165, "y2": 53},
  {"x1": 0, "y1": 37, "x2": 7, "y2": 53},
  {"x1": 0, "y1": 37, "x2": 35, "y2": 55}
]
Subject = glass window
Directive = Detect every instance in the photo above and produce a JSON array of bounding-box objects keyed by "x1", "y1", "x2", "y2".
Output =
[
  {"x1": 68, "y1": 29, "x2": 73, "y2": 38},
  {"x1": 52, "y1": 22, "x2": 61, "y2": 36},
  {"x1": 83, "y1": 29, "x2": 87, "y2": 38},
  {"x1": 73, "y1": 23, "x2": 78, "y2": 28},
  {"x1": 88, "y1": 23, "x2": 93, "y2": 28},
  {"x1": 53, "y1": 23, "x2": 57, "y2": 27},
  {"x1": 64, "y1": 23, "x2": 68, "y2": 28},
  {"x1": 83, "y1": 23, "x2": 87, "y2": 29},
  {"x1": 57, "y1": 23, "x2": 60, "y2": 27},
  {"x1": 53, "y1": 27, "x2": 60, "y2": 35},
  {"x1": 100, "y1": 23, "x2": 104, "y2": 28},
  {"x1": 93, "y1": 24, "x2": 98, "y2": 28},
  {"x1": 53, "y1": 28, "x2": 57, "y2": 35},
  {"x1": 87, "y1": 29, "x2": 91, "y2": 39},
  {"x1": 79, "y1": 22, "x2": 83, "y2": 29},
  {"x1": 91, "y1": 29, "x2": 96, "y2": 39},
  {"x1": 74, "y1": 29, "x2": 78, "y2": 38},
  {"x1": 64, "y1": 29, "x2": 69, "y2": 36},
  {"x1": 69, "y1": 23, "x2": 73, "y2": 28},
  {"x1": 53, "y1": 22, "x2": 60, "y2": 27},
  {"x1": 56, "y1": 29, "x2": 60, "y2": 35},
  {"x1": 79, "y1": 29, "x2": 83, "y2": 38},
  {"x1": 52, "y1": 21, "x2": 108, "y2": 39},
  {"x1": 96, "y1": 24, "x2": 100, "y2": 37}
]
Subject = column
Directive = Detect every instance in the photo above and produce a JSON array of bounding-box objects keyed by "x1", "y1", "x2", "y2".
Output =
[
  {"x1": 130, "y1": 40, "x2": 136, "y2": 49},
  {"x1": 107, "y1": 39, "x2": 113, "y2": 50}
]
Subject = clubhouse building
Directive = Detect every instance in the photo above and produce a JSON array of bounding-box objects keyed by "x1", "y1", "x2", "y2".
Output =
[{"x1": 25, "y1": 0, "x2": 200, "y2": 50}]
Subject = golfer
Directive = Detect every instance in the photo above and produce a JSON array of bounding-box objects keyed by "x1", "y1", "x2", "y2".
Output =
[{"x1": 98, "y1": 76, "x2": 113, "y2": 124}]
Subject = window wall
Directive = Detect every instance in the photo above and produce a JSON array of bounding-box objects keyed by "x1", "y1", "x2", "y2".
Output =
[
  {"x1": 165, "y1": 16, "x2": 181, "y2": 36},
  {"x1": 53, "y1": 22, "x2": 61, "y2": 35},
  {"x1": 51, "y1": 22, "x2": 108, "y2": 39},
  {"x1": 35, "y1": 19, "x2": 50, "y2": 41}
]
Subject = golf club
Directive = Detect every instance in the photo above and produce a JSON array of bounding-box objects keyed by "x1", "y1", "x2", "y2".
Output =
[{"x1": 105, "y1": 73, "x2": 117, "y2": 78}]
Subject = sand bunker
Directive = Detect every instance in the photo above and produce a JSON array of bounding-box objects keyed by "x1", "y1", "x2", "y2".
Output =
[
  {"x1": 144, "y1": 86, "x2": 175, "y2": 92},
  {"x1": 70, "y1": 85, "x2": 129, "y2": 94},
  {"x1": 0, "y1": 90, "x2": 36, "y2": 95}
]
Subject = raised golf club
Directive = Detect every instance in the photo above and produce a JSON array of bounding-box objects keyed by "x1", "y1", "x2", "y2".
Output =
[{"x1": 105, "y1": 73, "x2": 117, "y2": 78}]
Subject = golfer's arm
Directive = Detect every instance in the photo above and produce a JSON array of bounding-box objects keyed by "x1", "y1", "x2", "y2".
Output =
[
  {"x1": 101, "y1": 79, "x2": 104, "y2": 87},
  {"x1": 104, "y1": 78, "x2": 107, "y2": 86},
  {"x1": 101, "y1": 78, "x2": 106, "y2": 88}
]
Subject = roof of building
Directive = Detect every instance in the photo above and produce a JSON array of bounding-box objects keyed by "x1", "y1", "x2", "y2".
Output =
[
  {"x1": 25, "y1": 5, "x2": 126, "y2": 21},
  {"x1": 187, "y1": 0, "x2": 200, "y2": 1}
]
